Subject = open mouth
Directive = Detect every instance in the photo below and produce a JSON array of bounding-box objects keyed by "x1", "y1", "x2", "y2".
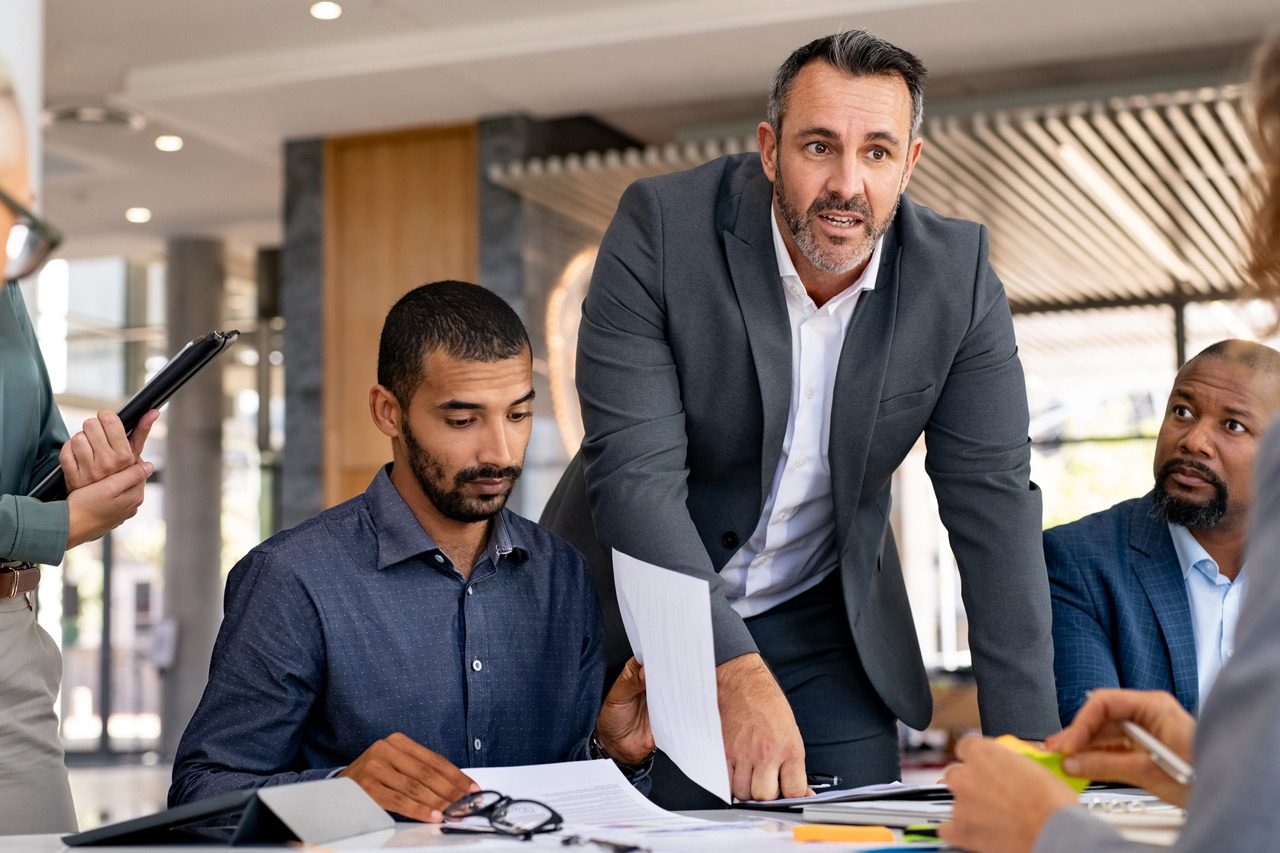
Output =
[{"x1": 817, "y1": 212, "x2": 864, "y2": 230}]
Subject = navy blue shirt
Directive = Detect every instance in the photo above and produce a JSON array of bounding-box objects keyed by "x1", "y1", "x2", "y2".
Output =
[{"x1": 170, "y1": 466, "x2": 604, "y2": 805}]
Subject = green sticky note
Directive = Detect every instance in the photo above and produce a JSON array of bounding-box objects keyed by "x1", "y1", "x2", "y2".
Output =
[{"x1": 996, "y1": 735, "x2": 1090, "y2": 793}]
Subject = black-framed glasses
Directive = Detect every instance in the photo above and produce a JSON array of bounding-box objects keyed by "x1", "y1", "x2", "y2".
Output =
[
  {"x1": 443, "y1": 790, "x2": 563, "y2": 839},
  {"x1": 0, "y1": 185, "x2": 62, "y2": 280}
]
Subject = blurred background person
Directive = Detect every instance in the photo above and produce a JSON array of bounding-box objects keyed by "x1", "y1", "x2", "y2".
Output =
[
  {"x1": 1, "y1": 56, "x2": 157, "y2": 834},
  {"x1": 940, "y1": 30, "x2": 1280, "y2": 853}
]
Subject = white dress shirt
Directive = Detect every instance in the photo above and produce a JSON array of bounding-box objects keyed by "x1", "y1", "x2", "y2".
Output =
[
  {"x1": 1168, "y1": 522, "x2": 1249, "y2": 706},
  {"x1": 720, "y1": 209, "x2": 884, "y2": 618}
]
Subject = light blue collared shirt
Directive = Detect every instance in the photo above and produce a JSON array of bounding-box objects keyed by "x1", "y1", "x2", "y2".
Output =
[{"x1": 1168, "y1": 523, "x2": 1249, "y2": 708}]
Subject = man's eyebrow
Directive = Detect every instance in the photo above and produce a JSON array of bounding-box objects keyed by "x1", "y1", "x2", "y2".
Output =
[
  {"x1": 437, "y1": 389, "x2": 535, "y2": 411},
  {"x1": 865, "y1": 129, "x2": 903, "y2": 148},
  {"x1": 794, "y1": 125, "x2": 840, "y2": 139},
  {"x1": 793, "y1": 126, "x2": 903, "y2": 148},
  {"x1": 1223, "y1": 405, "x2": 1255, "y2": 420}
]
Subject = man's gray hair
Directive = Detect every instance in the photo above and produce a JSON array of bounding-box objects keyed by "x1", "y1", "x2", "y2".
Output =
[{"x1": 767, "y1": 29, "x2": 928, "y2": 137}]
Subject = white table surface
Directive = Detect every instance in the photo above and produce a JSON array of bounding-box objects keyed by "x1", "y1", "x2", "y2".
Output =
[{"x1": 0, "y1": 808, "x2": 822, "y2": 853}]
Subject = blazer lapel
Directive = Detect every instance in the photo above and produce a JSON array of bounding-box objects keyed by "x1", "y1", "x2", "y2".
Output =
[
  {"x1": 828, "y1": 228, "x2": 903, "y2": 532},
  {"x1": 1129, "y1": 495, "x2": 1199, "y2": 711},
  {"x1": 724, "y1": 180, "x2": 792, "y2": 500}
]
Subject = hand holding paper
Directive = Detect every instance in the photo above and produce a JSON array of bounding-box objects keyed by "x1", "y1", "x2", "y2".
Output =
[{"x1": 613, "y1": 549, "x2": 732, "y2": 803}]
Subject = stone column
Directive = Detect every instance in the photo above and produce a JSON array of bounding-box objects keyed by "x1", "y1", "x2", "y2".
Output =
[
  {"x1": 159, "y1": 237, "x2": 225, "y2": 758},
  {"x1": 280, "y1": 139, "x2": 325, "y2": 530}
]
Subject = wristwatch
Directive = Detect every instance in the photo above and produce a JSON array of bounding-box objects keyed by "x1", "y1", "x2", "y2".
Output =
[{"x1": 589, "y1": 730, "x2": 656, "y2": 781}]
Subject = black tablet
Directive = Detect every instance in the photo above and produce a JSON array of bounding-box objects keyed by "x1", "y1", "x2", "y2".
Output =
[
  {"x1": 62, "y1": 788, "x2": 253, "y2": 846},
  {"x1": 28, "y1": 329, "x2": 240, "y2": 502}
]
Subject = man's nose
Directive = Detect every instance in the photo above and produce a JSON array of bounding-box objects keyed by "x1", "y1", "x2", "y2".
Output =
[
  {"x1": 1179, "y1": 420, "x2": 1215, "y2": 457},
  {"x1": 824, "y1": 154, "x2": 865, "y2": 201}
]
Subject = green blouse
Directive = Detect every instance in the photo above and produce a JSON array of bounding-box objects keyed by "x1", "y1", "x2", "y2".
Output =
[{"x1": 0, "y1": 281, "x2": 69, "y2": 564}]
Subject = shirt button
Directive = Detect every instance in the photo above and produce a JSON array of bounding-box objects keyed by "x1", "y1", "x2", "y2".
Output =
[
  {"x1": 473, "y1": 738, "x2": 482, "y2": 751},
  {"x1": 804, "y1": 387, "x2": 815, "y2": 399},
  {"x1": 472, "y1": 659, "x2": 483, "y2": 672},
  {"x1": 794, "y1": 456, "x2": 808, "y2": 470},
  {"x1": 466, "y1": 586, "x2": 475, "y2": 596},
  {"x1": 433, "y1": 554, "x2": 444, "y2": 564}
]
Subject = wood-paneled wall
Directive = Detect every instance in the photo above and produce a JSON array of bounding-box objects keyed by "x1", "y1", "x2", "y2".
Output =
[{"x1": 323, "y1": 124, "x2": 478, "y2": 506}]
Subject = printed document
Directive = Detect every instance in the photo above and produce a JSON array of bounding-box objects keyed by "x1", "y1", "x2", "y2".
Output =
[
  {"x1": 467, "y1": 759, "x2": 700, "y2": 829},
  {"x1": 613, "y1": 549, "x2": 732, "y2": 803}
]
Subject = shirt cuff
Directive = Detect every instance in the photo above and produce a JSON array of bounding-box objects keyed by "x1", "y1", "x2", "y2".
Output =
[{"x1": 2, "y1": 495, "x2": 69, "y2": 565}]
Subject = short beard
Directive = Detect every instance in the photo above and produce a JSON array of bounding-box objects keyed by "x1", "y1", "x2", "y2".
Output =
[
  {"x1": 774, "y1": 159, "x2": 899, "y2": 276},
  {"x1": 1151, "y1": 458, "x2": 1228, "y2": 529},
  {"x1": 402, "y1": 420, "x2": 521, "y2": 523}
]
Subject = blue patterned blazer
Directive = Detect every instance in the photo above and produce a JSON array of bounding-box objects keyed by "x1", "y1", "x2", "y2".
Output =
[{"x1": 1045, "y1": 494, "x2": 1199, "y2": 725}]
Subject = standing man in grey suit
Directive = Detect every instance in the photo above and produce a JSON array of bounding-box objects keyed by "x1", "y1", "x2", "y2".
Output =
[{"x1": 542, "y1": 28, "x2": 1058, "y2": 803}]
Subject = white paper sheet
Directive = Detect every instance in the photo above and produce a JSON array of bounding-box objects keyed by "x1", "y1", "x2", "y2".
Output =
[
  {"x1": 466, "y1": 759, "x2": 701, "y2": 829},
  {"x1": 612, "y1": 549, "x2": 732, "y2": 804}
]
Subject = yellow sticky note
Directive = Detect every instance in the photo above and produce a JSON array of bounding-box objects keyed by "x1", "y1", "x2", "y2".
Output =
[
  {"x1": 792, "y1": 825, "x2": 896, "y2": 843},
  {"x1": 996, "y1": 735, "x2": 1090, "y2": 793}
]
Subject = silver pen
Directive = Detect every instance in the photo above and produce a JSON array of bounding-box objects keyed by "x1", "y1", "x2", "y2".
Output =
[{"x1": 1121, "y1": 720, "x2": 1195, "y2": 785}]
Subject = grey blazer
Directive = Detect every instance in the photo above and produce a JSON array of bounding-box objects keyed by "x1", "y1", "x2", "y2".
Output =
[
  {"x1": 1034, "y1": 431, "x2": 1280, "y2": 851},
  {"x1": 542, "y1": 153, "x2": 1057, "y2": 737}
]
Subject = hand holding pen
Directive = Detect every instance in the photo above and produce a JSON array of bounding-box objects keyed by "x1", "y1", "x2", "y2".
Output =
[{"x1": 1045, "y1": 688, "x2": 1196, "y2": 807}]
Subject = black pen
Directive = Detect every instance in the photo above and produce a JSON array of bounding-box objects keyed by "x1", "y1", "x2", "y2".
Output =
[
  {"x1": 561, "y1": 834, "x2": 651, "y2": 853},
  {"x1": 806, "y1": 772, "x2": 841, "y2": 791}
]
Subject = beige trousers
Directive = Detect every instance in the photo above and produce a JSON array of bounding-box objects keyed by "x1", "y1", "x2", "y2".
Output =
[{"x1": 0, "y1": 594, "x2": 77, "y2": 835}]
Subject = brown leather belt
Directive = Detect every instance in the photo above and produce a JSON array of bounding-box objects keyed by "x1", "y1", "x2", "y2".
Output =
[{"x1": 0, "y1": 561, "x2": 41, "y2": 598}]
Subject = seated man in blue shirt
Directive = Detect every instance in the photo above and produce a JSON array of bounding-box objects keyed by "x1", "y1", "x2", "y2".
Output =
[
  {"x1": 1047, "y1": 338, "x2": 1280, "y2": 724},
  {"x1": 171, "y1": 281, "x2": 653, "y2": 821}
]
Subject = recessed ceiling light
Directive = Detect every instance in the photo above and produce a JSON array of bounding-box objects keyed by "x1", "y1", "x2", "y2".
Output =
[
  {"x1": 310, "y1": 1, "x2": 342, "y2": 20},
  {"x1": 155, "y1": 134, "x2": 184, "y2": 152},
  {"x1": 125, "y1": 207, "x2": 152, "y2": 224}
]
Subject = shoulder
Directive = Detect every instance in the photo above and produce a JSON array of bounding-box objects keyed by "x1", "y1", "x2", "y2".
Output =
[
  {"x1": 229, "y1": 493, "x2": 372, "y2": 588},
  {"x1": 1045, "y1": 498, "x2": 1148, "y2": 559},
  {"x1": 619, "y1": 153, "x2": 766, "y2": 221},
  {"x1": 893, "y1": 195, "x2": 987, "y2": 268}
]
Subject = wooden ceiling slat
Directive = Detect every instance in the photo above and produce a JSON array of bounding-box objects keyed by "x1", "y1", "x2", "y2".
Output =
[
  {"x1": 1087, "y1": 110, "x2": 1224, "y2": 291},
  {"x1": 489, "y1": 83, "x2": 1259, "y2": 315}
]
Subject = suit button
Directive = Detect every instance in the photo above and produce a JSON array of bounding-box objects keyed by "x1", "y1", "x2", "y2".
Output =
[{"x1": 722, "y1": 531, "x2": 739, "y2": 549}]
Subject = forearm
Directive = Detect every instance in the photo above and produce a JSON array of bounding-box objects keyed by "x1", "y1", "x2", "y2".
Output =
[{"x1": 170, "y1": 762, "x2": 338, "y2": 806}]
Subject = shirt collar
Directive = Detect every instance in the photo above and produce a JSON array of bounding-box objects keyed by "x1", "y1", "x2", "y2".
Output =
[
  {"x1": 769, "y1": 205, "x2": 883, "y2": 309},
  {"x1": 365, "y1": 464, "x2": 530, "y2": 572},
  {"x1": 1167, "y1": 522, "x2": 1233, "y2": 585}
]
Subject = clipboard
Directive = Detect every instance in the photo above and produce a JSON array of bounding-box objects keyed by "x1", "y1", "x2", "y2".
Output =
[{"x1": 28, "y1": 329, "x2": 240, "y2": 502}]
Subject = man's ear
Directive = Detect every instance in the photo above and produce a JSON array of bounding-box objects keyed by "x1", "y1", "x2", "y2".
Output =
[
  {"x1": 369, "y1": 385, "x2": 403, "y2": 439},
  {"x1": 899, "y1": 137, "x2": 924, "y2": 193},
  {"x1": 758, "y1": 121, "x2": 779, "y2": 183}
]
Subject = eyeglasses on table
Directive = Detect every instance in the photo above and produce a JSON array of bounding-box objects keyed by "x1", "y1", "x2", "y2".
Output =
[{"x1": 442, "y1": 789, "x2": 563, "y2": 840}]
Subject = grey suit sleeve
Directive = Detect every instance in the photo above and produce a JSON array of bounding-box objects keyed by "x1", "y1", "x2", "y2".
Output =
[
  {"x1": 1033, "y1": 808, "x2": 1157, "y2": 853},
  {"x1": 1046, "y1": 531, "x2": 1120, "y2": 726},
  {"x1": 1161, "y1": 431, "x2": 1280, "y2": 851},
  {"x1": 575, "y1": 181, "x2": 758, "y2": 663},
  {"x1": 923, "y1": 226, "x2": 1059, "y2": 738}
]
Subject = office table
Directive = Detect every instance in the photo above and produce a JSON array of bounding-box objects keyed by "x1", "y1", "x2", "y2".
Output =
[{"x1": 0, "y1": 807, "x2": 936, "y2": 853}]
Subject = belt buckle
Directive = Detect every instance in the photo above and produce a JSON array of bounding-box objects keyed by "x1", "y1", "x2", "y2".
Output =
[{"x1": 0, "y1": 561, "x2": 39, "y2": 598}]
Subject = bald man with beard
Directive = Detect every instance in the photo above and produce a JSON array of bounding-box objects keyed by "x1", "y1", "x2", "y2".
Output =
[
  {"x1": 1046, "y1": 339, "x2": 1280, "y2": 725},
  {"x1": 0, "y1": 60, "x2": 157, "y2": 834}
]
